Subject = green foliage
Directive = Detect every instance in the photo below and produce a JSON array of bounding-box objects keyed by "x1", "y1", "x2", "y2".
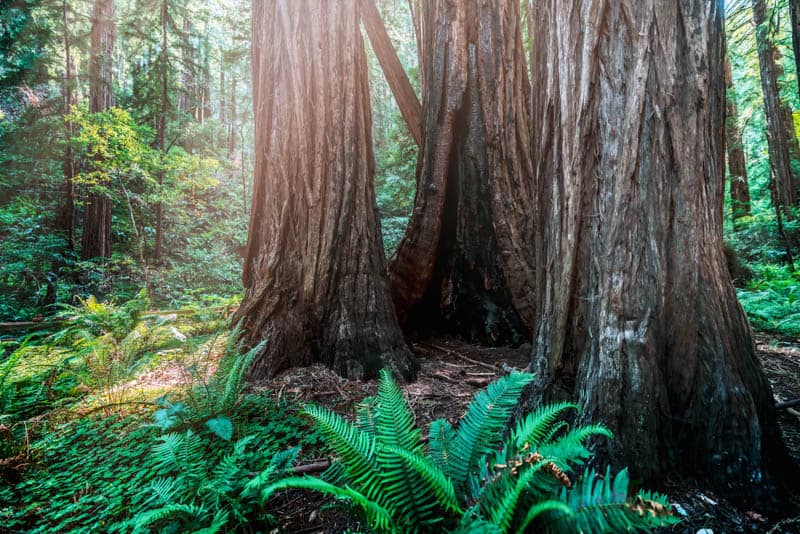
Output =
[
  {"x1": 132, "y1": 431, "x2": 298, "y2": 532},
  {"x1": 737, "y1": 263, "x2": 800, "y2": 337},
  {"x1": 263, "y1": 370, "x2": 677, "y2": 534}
]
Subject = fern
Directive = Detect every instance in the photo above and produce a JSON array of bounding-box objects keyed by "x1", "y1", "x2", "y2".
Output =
[
  {"x1": 534, "y1": 467, "x2": 679, "y2": 533},
  {"x1": 263, "y1": 371, "x2": 676, "y2": 533},
  {"x1": 446, "y1": 372, "x2": 534, "y2": 489}
]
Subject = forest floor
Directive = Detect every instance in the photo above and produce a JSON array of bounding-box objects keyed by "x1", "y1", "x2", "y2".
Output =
[{"x1": 249, "y1": 335, "x2": 800, "y2": 534}]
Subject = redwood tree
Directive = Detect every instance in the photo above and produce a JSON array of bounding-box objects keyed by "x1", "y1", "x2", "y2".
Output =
[
  {"x1": 725, "y1": 56, "x2": 751, "y2": 224},
  {"x1": 529, "y1": 0, "x2": 783, "y2": 488},
  {"x1": 56, "y1": 0, "x2": 76, "y2": 250},
  {"x1": 752, "y1": 0, "x2": 798, "y2": 217},
  {"x1": 389, "y1": 0, "x2": 535, "y2": 345},
  {"x1": 235, "y1": 0, "x2": 415, "y2": 381},
  {"x1": 81, "y1": 0, "x2": 115, "y2": 260}
]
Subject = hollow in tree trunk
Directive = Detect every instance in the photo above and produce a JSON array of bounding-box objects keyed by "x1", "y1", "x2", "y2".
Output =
[
  {"x1": 529, "y1": 0, "x2": 785, "y2": 493},
  {"x1": 81, "y1": 0, "x2": 115, "y2": 260},
  {"x1": 389, "y1": 0, "x2": 535, "y2": 346},
  {"x1": 235, "y1": 0, "x2": 416, "y2": 382}
]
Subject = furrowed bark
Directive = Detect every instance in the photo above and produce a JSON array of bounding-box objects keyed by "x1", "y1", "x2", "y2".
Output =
[
  {"x1": 389, "y1": 0, "x2": 535, "y2": 345},
  {"x1": 81, "y1": 0, "x2": 115, "y2": 260},
  {"x1": 529, "y1": 0, "x2": 784, "y2": 494},
  {"x1": 236, "y1": 0, "x2": 416, "y2": 382},
  {"x1": 752, "y1": 0, "x2": 798, "y2": 217}
]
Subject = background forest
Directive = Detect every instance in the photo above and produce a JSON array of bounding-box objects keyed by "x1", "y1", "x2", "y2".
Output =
[{"x1": 0, "y1": 0, "x2": 799, "y2": 532}]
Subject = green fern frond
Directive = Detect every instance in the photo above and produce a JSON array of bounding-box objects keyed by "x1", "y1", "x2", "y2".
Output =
[
  {"x1": 356, "y1": 396, "x2": 378, "y2": 435},
  {"x1": 516, "y1": 500, "x2": 574, "y2": 533},
  {"x1": 428, "y1": 418, "x2": 456, "y2": 474},
  {"x1": 539, "y1": 423, "x2": 612, "y2": 470},
  {"x1": 303, "y1": 404, "x2": 377, "y2": 487},
  {"x1": 512, "y1": 401, "x2": 578, "y2": 450},
  {"x1": 489, "y1": 458, "x2": 549, "y2": 531},
  {"x1": 375, "y1": 368, "x2": 422, "y2": 453},
  {"x1": 449, "y1": 372, "x2": 535, "y2": 488},
  {"x1": 542, "y1": 467, "x2": 677, "y2": 533},
  {"x1": 384, "y1": 444, "x2": 462, "y2": 515},
  {"x1": 262, "y1": 477, "x2": 396, "y2": 533}
]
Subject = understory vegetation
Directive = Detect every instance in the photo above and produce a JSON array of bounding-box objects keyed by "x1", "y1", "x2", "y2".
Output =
[{"x1": 0, "y1": 300, "x2": 675, "y2": 532}]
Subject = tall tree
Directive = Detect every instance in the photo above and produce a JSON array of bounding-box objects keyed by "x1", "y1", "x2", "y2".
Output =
[
  {"x1": 235, "y1": 0, "x2": 416, "y2": 381},
  {"x1": 56, "y1": 0, "x2": 76, "y2": 249},
  {"x1": 725, "y1": 56, "x2": 752, "y2": 224},
  {"x1": 81, "y1": 0, "x2": 116, "y2": 260},
  {"x1": 752, "y1": 0, "x2": 798, "y2": 218},
  {"x1": 529, "y1": 0, "x2": 783, "y2": 489},
  {"x1": 389, "y1": 0, "x2": 536, "y2": 345},
  {"x1": 153, "y1": 0, "x2": 168, "y2": 261},
  {"x1": 791, "y1": 0, "x2": 800, "y2": 100}
]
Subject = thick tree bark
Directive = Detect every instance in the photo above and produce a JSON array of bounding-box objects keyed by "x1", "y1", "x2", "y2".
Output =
[
  {"x1": 81, "y1": 0, "x2": 115, "y2": 260},
  {"x1": 529, "y1": 0, "x2": 783, "y2": 491},
  {"x1": 57, "y1": 0, "x2": 75, "y2": 250},
  {"x1": 752, "y1": 0, "x2": 798, "y2": 218},
  {"x1": 153, "y1": 0, "x2": 168, "y2": 262},
  {"x1": 389, "y1": 0, "x2": 535, "y2": 345},
  {"x1": 725, "y1": 57, "x2": 752, "y2": 224},
  {"x1": 359, "y1": 0, "x2": 421, "y2": 146},
  {"x1": 235, "y1": 0, "x2": 416, "y2": 382}
]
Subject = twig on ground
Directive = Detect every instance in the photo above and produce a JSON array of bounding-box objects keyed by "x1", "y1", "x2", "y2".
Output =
[{"x1": 416, "y1": 341, "x2": 499, "y2": 372}]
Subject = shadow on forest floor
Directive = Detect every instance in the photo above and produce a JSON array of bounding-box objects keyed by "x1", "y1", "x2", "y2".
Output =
[{"x1": 246, "y1": 335, "x2": 800, "y2": 533}]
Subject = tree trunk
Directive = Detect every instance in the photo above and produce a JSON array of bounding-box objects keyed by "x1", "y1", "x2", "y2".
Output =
[
  {"x1": 529, "y1": 0, "x2": 784, "y2": 492},
  {"x1": 359, "y1": 0, "x2": 421, "y2": 146},
  {"x1": 790, "y1": 0, "x2": 800, "y2": 101},
  {"x1": 753, "y1": 0, "x2": 798, "y2": 218},
  {"x1": 725, "y1": 56, "x2": 751, "y2": 224},
  {"x1": 153, "y1": 0, "x2": 168, "y2": 262},
  {"x1": 57, "y1": 0, "x2": 75, "y2": 250},
  {"x1": 389, "y1": 0, "x2": 535, "y2": 346},
  {"x1": 235, "y1": 0, "x2": 416, "y2": 382},
  {"x1": 81, "y1": 0, "x2": 115, "y2": 260},
  {"x1": 228, "y1": 75, "x2": 237, "y2": 158},
  {"x1": 179, "y1": 17, "x2": 194, "y2": 115}
]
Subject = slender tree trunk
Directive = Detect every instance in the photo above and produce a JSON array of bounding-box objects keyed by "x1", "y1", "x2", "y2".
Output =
[
  {"x1": 81, "y1": 0, "x2": 115, "y2": 260},
  {"x1": 235, "y1": 0, "x2": 416, "y2": 381},
  {"x1": 790, "y1": 0, "x2": 800, "y2": 100},
  {"x1": 228, "y1": 75, "x2": 237, "y2": 158},
  {"x1": 389, "y1": 0, "x2": 535, "y2": 345},
  {"x1": 219, "y1": 67, "x2": 226, "y2": 124},
  {"x1": 57, "y1": 0, "x2": 75, "y2": 250},
  {"x1": 179, "y1": 17, "x2": 194, "y2": 115},
  {"x1": 725, "y1": 57, "x2": 751, "y2": 224},
  {"x1": 153, "y1": 0, "x2": 168, "y2": 262},
  {"x1": 752, "y1": 0, "x2": 798, "y2": 218},
  {"x1": 529, "y1": 0, "x2": 784, "y2": 492},
  {"x1": 359, "y1": 0, "x2": 421, "y2": 146}
]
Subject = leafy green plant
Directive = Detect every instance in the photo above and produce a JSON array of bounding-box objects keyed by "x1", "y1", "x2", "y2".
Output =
[
  {"x1": 263, "y1": 370, "x2": 677, "y2": 533},
  {"x1": 150, "y1": 327, "x2": 263, "y2": 440},
  {"x1": 737, "y1": 264, "x2": 800, "y2": 337},
  {"x1": 133, "y1": 431, "x2": 297, "y2": 533}
]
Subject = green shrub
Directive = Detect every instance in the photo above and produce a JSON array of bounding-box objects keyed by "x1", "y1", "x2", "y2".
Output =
[
  {"x1": 263, "y1": 370, "x2": 677, "y2": 534},
  {"x1": 737, "y1": 264, "x2": 800, "y2": 337}
]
